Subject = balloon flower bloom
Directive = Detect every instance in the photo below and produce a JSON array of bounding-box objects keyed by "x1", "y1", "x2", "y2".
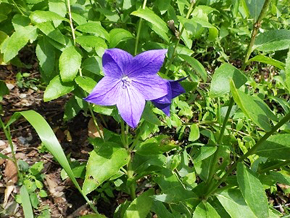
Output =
[{"x1": 85, "y1": 48, "x2": 185, "y2": 128}]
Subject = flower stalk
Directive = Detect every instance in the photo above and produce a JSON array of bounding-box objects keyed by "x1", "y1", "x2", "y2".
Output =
[{"x1": 134, "y1": 0, "x2": 148, "y2": 55}]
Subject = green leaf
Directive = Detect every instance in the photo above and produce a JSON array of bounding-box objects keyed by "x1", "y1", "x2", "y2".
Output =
[
  {"x1": 12, "y1": 14, "x2": 30, "y2": 31},
  {"x1": 285, "y1": 49, "x2": 290, "y2": 92},
  {"x1": 192, "y1": 202, "x2": 221, "y2": 218},
  {"x1": 254, "y1": 30, "x2": 290, "y2": 52},
  {"x1": 151, "y1": 201, "x2": 175, "y2": 218},
  {"x1": 245, "y1": 0, "x2": 265, "y2": 22},
  {"x1": 44, "y1": 75, "x2": 75, "y2": 102},
  {"x1": 36, "y1": 22, "x2": 67, "y2": 45},
  {"x1": 248, "y1": 54, "x2": 285, "y2": 70},
  {"x1": 0, "y1": 81, "x2": 9, "y2": 101},
  {"x1": 179, "y1": 54, "x2": 207, "y2": 82},
  {"x1": 82, "y1": 142, "x2": 129, "y2": 195},
  {"x1": 20, "y1": 185, "x2": 34, "y2": 218},
  {"x1": 64, "y1": 96, "x2": 85, "y2": 121},
  {"x1": 131, "y1": 8, "x2": 169, "y2": 42},
  {"x1": 124, "y1": 189, "x2": 154, "y2": 218},
  {"x1": 237, "y1": 163, "x2": 269, "y2": 218},
  {"x1": 230, "y1": 80, "x2": 273, "y2": 131},
  {"x1": 36, "y1": 36, "x2": 56, "y2": 82},
  {"x1": 76, "y1": 22, "x2": 109, "y2": 41},
  {"x1": 75, "y1": 76, "x2": 97, "y2": 93},
  {"x1": 1, "y1": 26, "x2": 37, "y2": 63},
  {"x1": 109, "y1": 28, "x2": 133, "y2": 48},
  {"x1": 59, "y1": 46, "x2": 82, "y2": 82},
  {"x1": 75, "y1": 36, "x2": 107, "y2": 49},
  {"x1": 48, "y1": 0, "x2": 67, "y2": 27},
  {"x1": 82, "y1": 56, "x2": 101, "y2": 74},
  {"x1": 188, "y1": 123, "x2": 200, "y2": 142},
  {"x1": 210, "y1": 63, "x2": 247, "y2": 98},
  {"x1": 217, "y1": 189, "x2": 256, "y2": 218},
  {"x1": 30, "y1": 10, "x2": 69, "y2": 23},
  {"x1": 255, "y1": 134, "x2": 290, "y2": 159}
]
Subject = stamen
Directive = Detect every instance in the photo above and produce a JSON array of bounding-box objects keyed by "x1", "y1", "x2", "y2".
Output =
[{"x1": 121, "y1": 76, "x2": 132, "y2": 89}]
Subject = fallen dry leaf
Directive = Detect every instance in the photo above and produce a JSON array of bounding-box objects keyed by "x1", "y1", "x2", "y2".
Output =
[{"x1": 4, "y1": 160, "x2": 18, "y2": 184}]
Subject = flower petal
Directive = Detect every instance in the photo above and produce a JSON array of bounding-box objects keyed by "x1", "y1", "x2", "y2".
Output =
[
  {"x1": 127, "y1": 49, "x2": 167, "y2": 77},
  {"x1": 117, "y1": 86, "x2": 145, "y2": 128},
  {"x1": 102, "y1": 48, "x2": 133, "y2": 78},
  {"x1": 132, "y1": 74, "x2": 169, "y2": 100},
  {"x1": 84, "y1": 76, "x2": 121, "y2": 106},
  {"x1": 169, "y1": 78, "x2": 186, "y2": 98}
]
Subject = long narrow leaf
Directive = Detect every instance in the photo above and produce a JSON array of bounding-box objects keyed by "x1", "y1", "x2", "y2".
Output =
[
  {"x1": 20, "y1": 185, "x2": 34, "y2": 218},
  {"x1": 6, "y1": 110, "x2": 100, "y2": 214}
]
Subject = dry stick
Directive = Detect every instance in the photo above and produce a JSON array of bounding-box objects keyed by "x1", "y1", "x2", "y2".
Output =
[{"x1": 204, "y1": 111, "x2": 290, "y2": 199}]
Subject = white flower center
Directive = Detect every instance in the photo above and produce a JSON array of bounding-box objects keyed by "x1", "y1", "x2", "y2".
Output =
[{"x1": 121, "y1": 75, "x2": 132, "y2": 89}]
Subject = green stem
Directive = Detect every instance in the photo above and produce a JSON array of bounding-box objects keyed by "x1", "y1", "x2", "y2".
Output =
[
  {"x1": 258, "y1": 160, "x2": 290, "y2": 174},
  {"x1": 204, "y1": 111, "x2": 290, "y2": 199},
  {"x1": 127, "y1": 152, "x2": 136, "y2": 200},
  {"x1": 66, "y1": 0, "x2": 76, "y2": 45},
  {"x1": 206, "y1": 98, "x2": 234, "y2": 188},
  {"x1": 11, "y1": 0, "x2": 25, "y2": 15},
  {"x1": 0, "y1": 119, "x2": 22, "y2": 182},
  {"x1": 165, "y1": 0, "x2": 195, "y2": 76},
  {"x1": 134, "y1": 0, "x2": 147, "y2": 55},
  {"x1": 242, "y1": 0, "x2": 271, "y2": 69},
  {"x1": 88, "y1": 105, "x2": 104, "y2": 140}
]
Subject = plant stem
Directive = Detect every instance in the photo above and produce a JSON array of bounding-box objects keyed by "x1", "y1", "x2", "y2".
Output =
[
  {"x1": 242, "y1": 0, "x2": 271, "y2": 69},
  {"x1": 165, "y1": 0, "x2": 196, "y2": 76},
  {"x1": 127, "y1": 152, "x2": 136, "y2": 200},
  {"x1": 66, "y1": 0, "x2": 76, "y2": 45},
  {"x1": 134, "y1": 0, "x2": 147, "y2": 55},
  {"x1": 204, "y1": 111, "x2": 290, "y2": 199},
  {"x1": 88, "y1": 105, "x2": 104, "y2": 140},
  {"x1": 258, "y1": 160, "x2": 290, "y2": 174},
  {"x1": 0, "y1": 119, "x2": 22, "y2": 182},
  {"x1": 206, "y1": 98, "x2": 234, "y2": 188}
]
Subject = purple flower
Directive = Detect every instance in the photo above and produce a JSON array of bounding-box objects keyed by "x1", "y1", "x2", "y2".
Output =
[
  {"x1": 84, "y1": 48, "x2": 169, "y2": 128},
  {"x1": 152, "y1": 78, "x2": 186, "y2": 116}
]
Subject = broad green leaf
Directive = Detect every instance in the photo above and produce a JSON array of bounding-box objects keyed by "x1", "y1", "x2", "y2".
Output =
[
  {"x1": 255, "y1": 134, "x2": 290, "y2": 159},
  {"x1": 12, "y1": 14, "x2": 30, "y2": 31},
  {"x1": 230, "y1": 81, "x2": 272, "y2": 131},
  {"x1": 36, "y1": 36, "x2": 56, "y2": 82},
  {"x1": 142, "y1": 104, "x2": 162, "y2": 126},
  {"x1": 1, "y1": 26, "x2": 37, "y2": 63},
  {"x1": 36, "y1": 22, "x2": 67, "y2": 45},
  {"x1": 248, "y1": 55, "x2": 285, "y2": 70},
  {"x1": 59, "y1": 46, "x2": 82, "y2": 82},
  {"x1": 64, "y1": 96, "x2": 85, "y2": 121},
  {"x1": 75, "y1": 36, "x2": 107, "y2": 49},
  {"x1": 131, "y1": 8, "x2": 169, "y2": 42},
  {"x1": 179, "y1": 54, "x2": 207, "y2": 82},
  {"x1": 44, "y1": 75, "x2": 75, "y2": 102},
  {"x1": 151, "y1": 201, "x2": 175, "y2": 218},
  {"x1": 217, "y1": 189, "x2": 256, "y2": 218},
  {"x1": 268, "y1": 171, "x2": 290, "y2": 185},
  {"x1": 210, "y1": 63, "x2": 247, "y2": 98},
  {"x1": 82, "y1": 142, "x2": 129, "y2": 195},
  {"x1": 109, "y1": 28, "x2": 133, "y2": 48},
  {"x1": 192, "y1": 202, "x2": 221, "y2": 218},
  {"x1": 75, "y1": 76, "x2": 97, "y2": 93},
  {"x1": 82, "y1": 56, "x2": 101, "y2": 75},
  {"x1": 30, "y1": 10, "x2": 69, "y2": 23},
  {"x1": 20, "y1": 185, "x2": 34, "y2": 218},
  {"x1": 48, "y1": 0, "x2": 67, "y2": 27},
  {"x1": 237, "y1": 163, "x2": 269, "y2": 218},
  {"x1": 136, "y1": 135, "x2": 177, "y2": 155},
  {"x1": 76, "y1": 22, "x2": 109, "y2": 41},
  {"x1": 95, "y1": 8, "x2": 119, "y2": 22},
  {"x1": 254, "y1": 30, "x2": 290, "y2": 52},
  {"x1": 194, "y1": 146, "x2": 216, "y2": 162},
  {"x1": 286, "y1": 49, "x2": 290, "y2": 92},
  {"x1": 245, "y1": 0, "x2": 265, "y2": 22},
  {"x1": 188, "y1": 123, "x2": 200, "y2": 142},
  {"x1": 124, "y1": 189, "x2": 154, "y2": 218}
]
